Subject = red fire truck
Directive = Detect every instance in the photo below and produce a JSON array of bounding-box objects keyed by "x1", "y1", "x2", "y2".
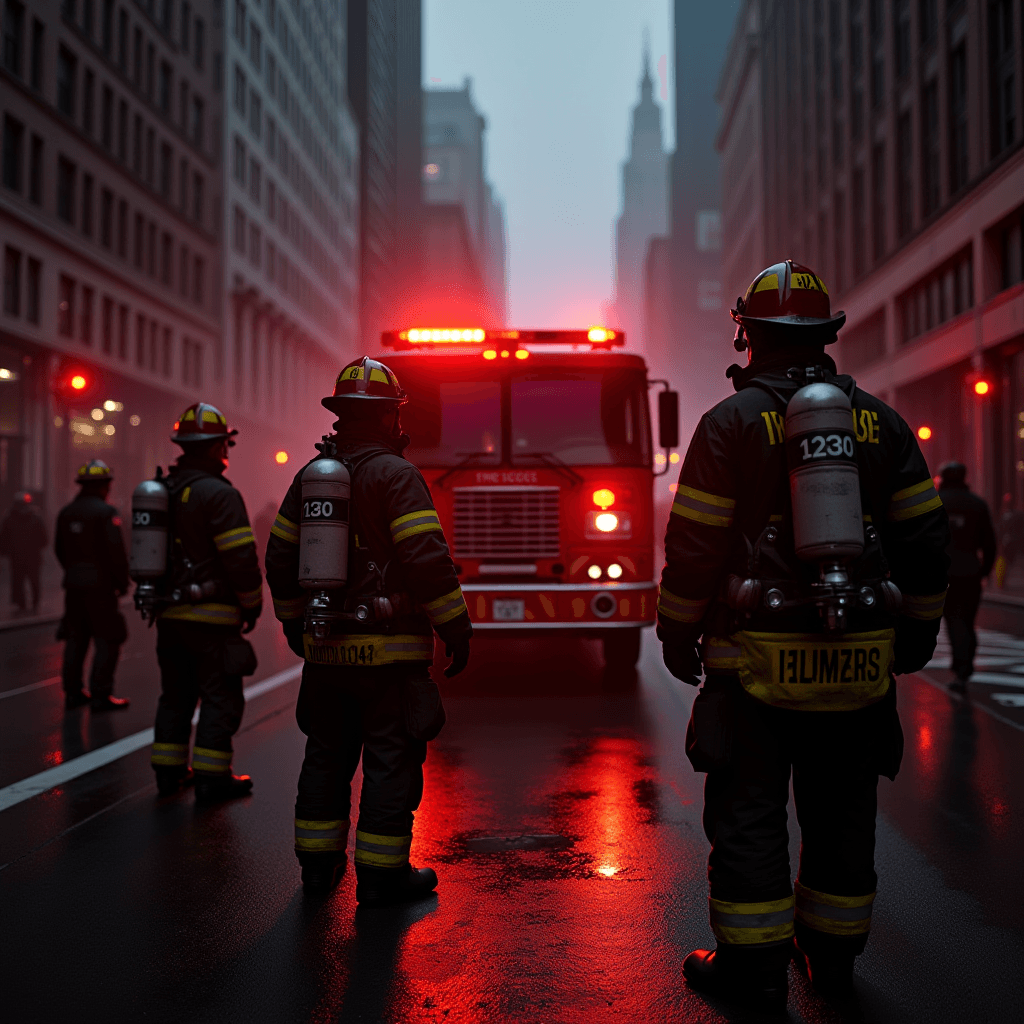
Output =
[{"x1": 377, "y1": 328, "x2": 678, "y2": 669}]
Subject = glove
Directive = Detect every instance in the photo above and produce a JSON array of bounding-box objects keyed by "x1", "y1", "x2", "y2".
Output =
[
  {"x1": 662, "y1": 642, "x2": 703, "y2": 686},
  {"x1": 444, "y1": 638, "x2": 471, "y2": 678},
  {"x1": 282, "y1": 617, "x2": 305, "y2": 658},
  {"x1": 892, "y1": 616, "x2": 939, "y2": 675},
  {"x1": 241, "y1": 607, "x2": 260, "y2": 635}
]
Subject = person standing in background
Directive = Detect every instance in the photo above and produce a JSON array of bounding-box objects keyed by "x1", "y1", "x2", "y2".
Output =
[
  {"x1": 0, "y1": 491, "x2": 48, "y2": 614},
  {"x1": 938, "y1": 462, "x2": 996, "y2": 693}
]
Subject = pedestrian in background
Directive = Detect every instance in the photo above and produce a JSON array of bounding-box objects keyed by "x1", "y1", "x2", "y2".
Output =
[
  {"x1": 0, "y1": 491, "x2": 48, "y2": 614},
  {"x1": 55, "y1": 461, "x2": 131, "y2": 711},
  {"x1": 938, "y1": 462, "x2": 996, "y2": 693}
]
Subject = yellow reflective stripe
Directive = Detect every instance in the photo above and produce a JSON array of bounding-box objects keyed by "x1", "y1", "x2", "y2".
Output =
[
  {"x1": 294, "y1": 818, "x2": 349, "y2": 852},
  {"x1": 703, "y1": 636, "x2": 743, "y2": 671},
  {"x1": 193, "y1": 746, "x2": 231, "y2": 759},
  {"x1": 270, "y1": 513, "x2": 300, "y2": 544},
  {"x1": 273, "y1": 594, "x2": 307, "y2": 620},
  {"x1": 214, "y1": 526, "x2": 255, "y2": 551},
  {"x1": 795, "y1": 884, "x2": 875, "y2": 935},
  {"x1": 795, "y1": 882, "x2": 875, "y2": 909},
  {"x1": 903, "y1": 590, "x2": 947, "y2": 620},
  {"x1": 658, "y1": 586, "x2": 709, "y2": 623},
  {"x1": 301, "y1": 633, "x2": 434, "y2": 666},
  {"x1": 709, "y1": 895, "x2": 795, "y2": 945},
  {"x1": 151, "y1": 741, "x2": 188, "y2": 767},
  {"x1": 889, "y1": 479, "x2": 942, "y2": 521},
  {"x1": 192, "y1": 746, "x2": 232, "y2": 773},
  {"x1": 672, "y1": 484, "x2": 737, "y2": 528},
  {"x1": 160, "y1": 603, "x2": 242, "y2": 626},
  {"x1": 390, "y1": 509, "x2": 442, "y2": 543},
  {"x1": 236, "y1": 586, "x2": 263, "y2": 609},
  {"x1": 354, "y1": 830, "x2": 411, "y2": 867},
  {"x1": 422, "y1": 586, "x2": 468, "y2": 625}
]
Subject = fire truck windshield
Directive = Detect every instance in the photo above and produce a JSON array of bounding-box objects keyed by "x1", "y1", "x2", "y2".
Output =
[{"x1": 400, "y1": 365, "x2": 650, "y2": 468}]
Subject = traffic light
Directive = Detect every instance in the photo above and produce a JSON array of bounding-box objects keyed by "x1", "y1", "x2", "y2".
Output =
[
  {"x1": 54, "y1": 362, "x2": 100, "y2": 403},
  {"x1": 974, "y1": 379, "x2": 991, "y2": 396}
]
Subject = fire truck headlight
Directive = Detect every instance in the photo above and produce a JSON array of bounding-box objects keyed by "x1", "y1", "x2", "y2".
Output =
[
  {"x1": 607, "y1": 563, "x2": 623, "y2": 579},
  {"x1": 595, "y1": 512, "x2": 619, "y2": 532},
  {"x1": 587, "y1": 564, "x2": 602, "y2": 580},
  {"x1": 585, "y1": 511, "x2": 632, "y2": 539}
]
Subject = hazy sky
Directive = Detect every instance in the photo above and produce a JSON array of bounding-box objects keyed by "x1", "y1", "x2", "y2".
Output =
[{"x1": 424, "y1": 0, "x2": 673, "y2": 329}]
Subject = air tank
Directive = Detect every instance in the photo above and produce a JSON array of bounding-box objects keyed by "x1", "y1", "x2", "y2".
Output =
[
  {"x1": 299, "y1": 458, "x2": 351, "y2": 589},
  {"x1": 785, "y1": 382, "x2": 864, "y2": 562},
  {"x1": 130, "y1": 478, "x2": 169, "y2": 580}
]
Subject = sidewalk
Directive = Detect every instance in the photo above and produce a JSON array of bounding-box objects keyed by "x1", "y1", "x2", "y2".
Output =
[{"x1": 0, "y1": 553, "x2": 64, "y2": 632}]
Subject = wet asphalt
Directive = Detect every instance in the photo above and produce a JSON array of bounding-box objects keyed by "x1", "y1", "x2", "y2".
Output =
[{"x1": 1, "y1": 610, "x2": 1022, "y2": 1024}]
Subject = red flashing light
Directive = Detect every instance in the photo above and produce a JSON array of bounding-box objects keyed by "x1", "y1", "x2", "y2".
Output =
[
  {"x1": 917, "y1": 425, "x2": 933, "y2": 440},
  {"x1": 70, "y1": 374, "x2": 88, "y2": 390},
  {"x1": 405, "y1": 328, "x2": 486, "y2": 343},
  {"x1": 974, "y1": 380, "x2": 991, "y2": 396},
  {"x1": 382, "y1": 328, "x2": 625, "y2": 350},
  {"x1": 275, "y1": 450, "x2": 289, "y2": 464}
]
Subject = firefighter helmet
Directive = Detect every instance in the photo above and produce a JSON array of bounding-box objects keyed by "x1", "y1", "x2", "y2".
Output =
[
  {"x1": 170, "y1": 402, "x2": 238, "y2": 446},
  {"x1": 321, "y1": 356, "x2": 408, "y2": 414},
  {"x1": 939, "y1": 461, "x2": 967, "y2": 487},
  {"x1": 731, "y1": 260, "x2": 846, "y2": 350},
  {"x1": 76, "y1": 459, "x2": 113, "y2": 483}
]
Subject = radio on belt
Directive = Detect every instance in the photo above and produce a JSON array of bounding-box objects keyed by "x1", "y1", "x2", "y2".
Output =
[
  {"x1": 299, "y1": 454, "x2": 351, "y2": 638},
  {"x1": 130, "y1": 471, "x2": 169, "y2": 623}
]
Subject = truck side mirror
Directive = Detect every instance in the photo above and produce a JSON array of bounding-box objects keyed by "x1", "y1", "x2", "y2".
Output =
[{"x1": 658, "y1": 390, "x2": 679, "y2": 450}]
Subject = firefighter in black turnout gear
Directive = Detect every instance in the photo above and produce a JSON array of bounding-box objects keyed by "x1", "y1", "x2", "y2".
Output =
[
  {"x1": 56, "y1": 460, "x2": 131, "y2": 710},
  {"x1": 149, "y1": 403, "x2": 263, "y2": 800},
  {"x1": 659, "y1": 261, "x2": 950, "y2": 1010},
  {"x1": 265, "y1": 356, "x2": 472, "y2": 901}
]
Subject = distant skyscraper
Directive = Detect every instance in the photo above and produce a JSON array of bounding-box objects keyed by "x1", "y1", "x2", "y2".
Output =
[
  {"x1": 614, "y1": 40, "x2": 669, "y2": 354},
  {"x1": 422, "y1": 80, "x2": 507, "y2": 325}
]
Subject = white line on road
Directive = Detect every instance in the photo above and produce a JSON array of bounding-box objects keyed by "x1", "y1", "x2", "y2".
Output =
[
  {"x1": 0, "y1": 663, "x2": 302, "y2": 813},
  {"x1": 0, "y1": 676, "x2": 61, "y2": 700}
]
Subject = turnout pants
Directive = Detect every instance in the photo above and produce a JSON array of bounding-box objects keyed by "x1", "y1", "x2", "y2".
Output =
[
  {"x1": 293, "y1": 662, "x2": 445, "y2": 870},
  {"x1": 151, "y1": 619, "x2": 255, "y2": 777},
  {"x1": 944, "y1": 576, "x2": 983, "y2": 681},
  {"x1": 688, "y1": 675, "x2": 904, "y2": 967},
  {"x1": 60, "y1": 589, "x2": 127, "y2": 698}
]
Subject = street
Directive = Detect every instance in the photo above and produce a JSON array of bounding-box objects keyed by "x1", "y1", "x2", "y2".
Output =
[{"x1": 2, "y1": 613, "x2": 1022, "y2": 1024}]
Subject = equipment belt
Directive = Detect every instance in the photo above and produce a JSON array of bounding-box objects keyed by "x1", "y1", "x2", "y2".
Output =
[
  {"x1": 302, "y1": 633, "x2": 434, "y2": 667},
  {"x1": 703, "y1": 629, "x2": 895, "y2": 711}
]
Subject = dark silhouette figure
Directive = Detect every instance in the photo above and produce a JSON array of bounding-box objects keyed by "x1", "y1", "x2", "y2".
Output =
[
  {"x1": 0, "y1": 491, "x2": 48, "y2": 613},
  {"x1": 938, "y1": 462, "x2": 996, "y2": 692}
]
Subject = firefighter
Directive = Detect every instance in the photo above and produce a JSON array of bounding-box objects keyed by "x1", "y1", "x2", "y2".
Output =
[
  {"x1": 0, "y1": 491, "x2": 48, "y2": 614},
  {"x1": 55, "y1": 461, "x2": 131, "y2": 710},
  {"x1": 149, "y1": 403, "x2": 263, "y2": 800},
  {"x1": 265, "y1": 356, "x2": 472, "y2": 903},
  {"x1": 937, "y1": 461, "x2": 996, "y2": 692},
  {"x1": 658, "y1": 261, "x2": 949, "y2": 1009}
]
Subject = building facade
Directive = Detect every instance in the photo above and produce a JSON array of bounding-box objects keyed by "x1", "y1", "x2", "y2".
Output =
[
  {"x1": 719, "y1": 0, "x2": 1024, "y2": 513},
  {"x1": 422, "y1": 78, "x2": 506, "y2": 326},
  {"x1": 614, "y1": 43, "x2": 669, "y2": 357},
  {"x1": 1, "y1": 0, "x2": 223, "y2": 513}
]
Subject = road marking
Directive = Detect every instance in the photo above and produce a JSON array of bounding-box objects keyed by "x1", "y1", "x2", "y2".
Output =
[
  {"x1": 0, "y1": 663, "x2": 302, "y2": 813},
  {"x1": 0, "y1": 676, "x2": 61, "y2": 700}
]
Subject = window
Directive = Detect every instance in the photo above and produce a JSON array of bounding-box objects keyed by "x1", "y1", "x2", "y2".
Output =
[
  {"x1": 26, "y1": 257, "x2": 39, "y2": 322},
  {"x1": 3, "y1": 246, "x2": 21, "y2": 316},
  {"x1": 897, "y1": 111, "x2": 913, "y2": 237},
  {"x1": 178, "y1": 157, "x2": 188, "y2": 209},
  {"x1": 898, "y1": 247, "x2": 974, "y2": 342},
  {"x1": 194, "y1": 17, "x2": 204, "y2": 69},
  {"x1": 135, "y1": 313, "x2": 145, "y2": 365},
  {"x1": 267, "y1": 52, "x2": 275, "y2": 97},
  {"x1": 192, "y1": 171, "x2": 203, "y2": 221},
  {"x1": 149, "y1": 320, "x2": 158, "y2": 370},
  {"x1": 266, "y1": 239, "x2": 275, "y2": 281},
  {"x1": 894, "y1": 0, "x2": 911, "y2": 79},
  {"x1": 179, "y1": 81, "x2": 189, "y2": 128},
  {"x1": 118, "y1": 304, "x2": 128, "y2": 358},
  {"x1": 871, "y1": 142, "x2": 886, "y2": 262},
  {"x1": 147, "y1": 220, "x2": 156, "y2": 275},
  {"x1": 29, "y1": 17, "x2": 42, "y2": 89},
  {"x1": 233, "y1": 204, "x2": 246, "y2": 252},
  {"x1": 29, "y1": 134, "x2": 42, "y2": 203},
  {"x1": 919, "y1": 0, "x2": 937, "y2": 46},
  {"x1": 57, "y1": 156, "x2": 77, "y2": 223},
  {"x1": 950, "y1": 43, "x2": 969, "y2": 191},
  {"x1": 117, "y1": 198, "x2": 127, "y2": 255},
  {"x1": 101, "y1": 86, "x2": 113, "y2": 149},
  {"x1": 158, "y1": 61, "x2": 171, "y2": 115},
  {"x1": 191, "y1": 96, "x2": 204, "y2": 147},
  {"x1": 117, "y1": 8, "x2": 127, "y2": 68},
  {"x1": 132, "y1": 113, "x2": 142, "y2": 173},
  {"x1": 162, "y1": 326, "x2": 172, "y2": 376},
  {"x1": 133, "y1": 25, "x2": 141, "y2": 83},
  {"x1": 146, "y1": 41, "x2": 154, "y2": 98},
  {"x1": 134, "y1": 211, "x2": 144, "y2": 266},
  {"x1": 161, "y1": 231, "x2": 172, "y2": 285},
  {"x1": 234, "y1": 64, "x2": 247, "y2": 115},
  {"x1": 83, "y1": 69, "x2": 95, "y2": 135},
  {"x1": 267, "y1": 177, "x2": 276, "y2": 220},
  {"x1": 833, "y1": 191, "x2": 846, "y2": 294},
  {"x1": 3, "y1": 0, "x2": 25, "y2": 77},
  {"x1": 869, "y1": 0, "x2": 884, "y2": 107},
  {"x1": 2, "y1": 115, "x2": 23, "y2": 192},
  {"x1": 192, "y1": 255, "x2": 203, "y2": 305},
  {"x1": 266, "y1": 116, "x2": 276, "y2": 158},
  {"x1": 61, "y1": 0, "x2": 76, "y2": 21},
  {"x1": 249, "y1": 158, "x2": 261, "y2": 203},
  {"x1": 989, "y1": 0, "x2": 1016, "y2": 156},
  {"x1": 922, "y1": 80, "x2": 940, "y2": 216},
  {"x1": 102, "y1": 295, "x2": 114, "y2": 353},
  {"x1": 179, "y1": 244, "x2": 189, "y2": 296},
  {"x1": 160, "y1": 142, "x2": 172, "y2": 196},
  {"x1": 145, "y1": 126, "x2": 154, "y2": 183},
  {"x1": 180, "y1": 0, "x2": 190, "y2": 50},
  {"x1": 249, "y1": 223, "x2": 261, "y2": 266},
  {"x1": 852, "y1": 168, "x2": 866, "y2": 280},
  {"x1": 58, "y1": 275, "x2": 75, "y2": 336},
  {"x1": 249, "y1": 90, "x2": 261, "y2": 136},
  {"x1": 234, "y1": 0, "x2": 245, "y2": 44},
  {"x1": 159, "y1": 0, "x2": 170, "y2": 33},
  {"x1": 250, "y1": 23, "x2": 260, "y2": 69},
  {"x1": 233, "y1": 135, "x2": 246, "y2": 183},
  {"x1": 82, "y1": 173, "x2": 93, "y2": 236},
  {"x1": 118, "y1": 100, "x2": 128, "y2": 161},
  {"x1": 57, "y1": 46, "x2": 77, "y2": 118},
  {"x1": 101, "y1": 0, "x2": 113, "y2": 53},
  {"x1": 80, "y1": 286, "x2": 93, "y2": 345},
  {"x1": 100, "y1": 188, "x2": 113, "y2": 246}
]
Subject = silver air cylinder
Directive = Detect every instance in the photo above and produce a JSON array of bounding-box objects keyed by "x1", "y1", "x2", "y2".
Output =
[
  {"x1": 785, "y1": 383, "x2": 864, "y2": 562},
  {"x1": 299, "y1": 458, "x2": 351, "y2": 589},
  {"x1": 130, "y1": 478, "x2": 169, "y2": 580}
]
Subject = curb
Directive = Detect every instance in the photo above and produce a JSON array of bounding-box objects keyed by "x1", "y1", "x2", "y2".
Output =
[{"x1": 0, "y1": 614, "x2": 62, "y2": 633}]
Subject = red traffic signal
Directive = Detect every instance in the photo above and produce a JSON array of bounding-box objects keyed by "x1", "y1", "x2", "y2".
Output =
[
  {"x1": 54, "y1": 363, "x2": 100, "y2": 402},
  {"x1": 974, "y1": 379, "x2": 991, "y2": 396}
]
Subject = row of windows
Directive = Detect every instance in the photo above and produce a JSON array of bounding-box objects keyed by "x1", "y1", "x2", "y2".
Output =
[
  {"x1": 2, "y1": 245, "x2": 41, "y2": 322},
  {"x1": 896, "y1": 245, "x2": 975, "y2": 344},
  {"x1": 231, "y1": 203, "x2": 344, "y2": 335},
  {"x1": 55, "y1": 268, "x2": 203, "y2": 384}
]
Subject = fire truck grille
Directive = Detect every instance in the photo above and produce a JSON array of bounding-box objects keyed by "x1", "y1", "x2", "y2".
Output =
[{"x1": 452, "y1": 487, "x2": 561, "y2": 559}]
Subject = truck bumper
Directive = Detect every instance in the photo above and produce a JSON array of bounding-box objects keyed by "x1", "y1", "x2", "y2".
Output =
[{"x1": 460, "y1": 582, "x2": 657, "y2": 631}]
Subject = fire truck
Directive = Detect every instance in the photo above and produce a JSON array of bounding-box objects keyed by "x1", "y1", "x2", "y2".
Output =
[{"x1": 377, "y1": 328, "x2": 678, "y2": 669}]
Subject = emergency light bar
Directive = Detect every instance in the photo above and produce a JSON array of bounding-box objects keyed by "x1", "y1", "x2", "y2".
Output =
[{"x1": 382, "y1": 327, "x2": 625, "y2": 350}]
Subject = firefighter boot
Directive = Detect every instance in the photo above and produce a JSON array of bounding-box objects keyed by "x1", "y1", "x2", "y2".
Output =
[
  {"x1": 300, "y1": 854, "x2": 348, "y2": 894},
  {"x1": 682, "y1": 945, "x2": 789, "y2": 1012},
  {"x1": 91, "y1": 695, "x2": 131, "y2": 711},
  {"x1": 64, "y1": 689, "x2": 92, "y2": 710},
  {"x1": 194, "y1": 773, "x2": 254, "y2": 802},
  {"x1": 355, "y1": 864, "x2": 439, "y2": 907},
  {"x1": 804, "y1": 952, "x2": 856, "y2": 1000},
  {"x1": 155, "y1": 766, "x2": 195, "y2": 797}
]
